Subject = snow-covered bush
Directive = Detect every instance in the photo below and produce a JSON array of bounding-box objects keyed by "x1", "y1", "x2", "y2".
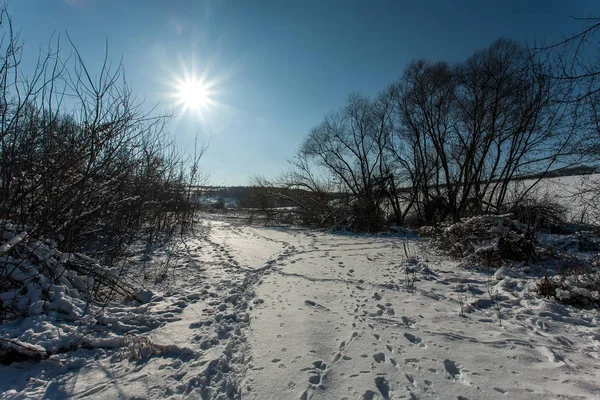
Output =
[
  {"x1": 531, "y1": 230, "x2": 600, "y2": 308},
  {"x1": 0, "y1": 6, "x2": 202, "y2": 360},
  {"x1": 0, "y1": 223, "x2": 135, "y2": 324},
  {"x1": 541, "y1": 231, "x2": 600, "y2": 253},
  {"x1": 534, "y1": 264, "x2": 600, "y2": 308},
  {"x1": 437, "y1": 214, "x2": 537, "y2": 267},
  {"x1": 0, "y1": 222, "x2": 167, "y2": 363}
]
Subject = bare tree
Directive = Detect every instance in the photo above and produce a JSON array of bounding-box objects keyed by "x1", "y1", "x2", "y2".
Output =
[
  {"x1": 393, "y1": 60, "x2": 457, "y2": 223},
  {"x1": 284, "y1": 37, "x2": 577, "y2": 230},
  {"x1": 534, "y1": 17, "x2": 600, "y2": 224},
  {"x1": 394, "y1": 39, "x2": 571, "y2": 224},
  {"x1": 453, "y1": 39, "x2": 570, "y2": 216},
  {"x1": 295, "y1": 93, "x2": 396, "y2": 230}
]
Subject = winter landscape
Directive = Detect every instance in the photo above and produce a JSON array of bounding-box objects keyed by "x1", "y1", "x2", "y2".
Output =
[
  {"x1": 2, "y1": 210, "x2": 600, "y2": 399},
  {"x1": 2, "y1": 1, "x2": 600, "y2": 399}
]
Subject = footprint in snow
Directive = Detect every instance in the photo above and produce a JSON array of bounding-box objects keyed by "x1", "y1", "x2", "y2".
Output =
[
  {"x1": 304, "y1": 299, "x2": 330, "y2": 311},
  {"x1": 539, "y1": 346, "x2": 565, "y2": 364},
  {"x1": 375, "y1": 376, "x2": 391, "y2": 399},
  {"x1": 443, "y1": 359, "x2": 461, "y2": 379},
  {"x1": 362, "y1": 390, "x2": 380, "y2": 400},
  {"x1": 361, "y1": 377, "x2": 391, "y2": 400},
  {"x1": 403, "y1": 333, "x2": 422, "y2": 345},
  {"x1": 307, "y1": 373, "x2": 321, "y2": 384}
]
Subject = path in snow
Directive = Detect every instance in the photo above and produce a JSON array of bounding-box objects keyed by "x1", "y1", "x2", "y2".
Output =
[
  {"x1": 1, "y1": 224, "x2": 257, "y2": 400},
  {"x1": 209, "y1": 220, "x2": 600, "y2": 400}
]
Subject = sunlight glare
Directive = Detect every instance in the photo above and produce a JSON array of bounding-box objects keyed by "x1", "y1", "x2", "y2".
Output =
[
  {"x1": 162, "y1": 55, "x2": 236, "y2": 124},
  {"x1": 175, "y1": 77, "x2": 212, "y2": 115}
]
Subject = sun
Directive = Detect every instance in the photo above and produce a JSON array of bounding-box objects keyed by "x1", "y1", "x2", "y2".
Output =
[
  {"x1": 162, "y1": 55, "x2": 231, "y2": 121},
  {"x1": 177, "y1": 79, "x2": 210, "y2": 110},
  {"x1": 175, "y1": 77, "x2": 211, "y2": 114}
]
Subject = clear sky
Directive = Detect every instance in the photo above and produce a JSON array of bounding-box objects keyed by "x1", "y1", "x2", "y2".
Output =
[{"x1": 8, "y1": 0, "x2": 599, "y2": 185}]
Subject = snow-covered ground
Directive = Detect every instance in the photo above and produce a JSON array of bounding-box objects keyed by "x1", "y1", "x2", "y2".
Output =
[
  {"x1": 1, "y1": 215, "x2": 600, "y2": 399},
  {"x1": 510, "y1": 173, "x2": 600, "y2": 224}
]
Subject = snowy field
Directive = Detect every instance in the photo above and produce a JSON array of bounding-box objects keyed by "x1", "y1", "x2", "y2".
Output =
[
  {"x1": 1, "y1": 214, "x2": 600, "y2": 399},
  {"x1": 505, "y1": 173, "x2": 599, "y2": 224}
]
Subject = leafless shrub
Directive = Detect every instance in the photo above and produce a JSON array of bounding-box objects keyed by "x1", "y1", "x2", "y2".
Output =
[
  {"x1": 503, "y1": 194, "x2": 568, "y2": 233},
  {"x1": 1, "y1": 6, "x2": 204, "y2": 251},
  {"x1": 456, "y1": 286, "x2": 465, "y2": 318},
  {"x1": 0, "y1": 4, "x2": 206, "y2": 321}
]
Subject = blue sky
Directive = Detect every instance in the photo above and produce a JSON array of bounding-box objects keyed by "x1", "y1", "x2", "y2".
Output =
[{"x1": 8, "y1": 0, "x2": 599, "y2": 185}]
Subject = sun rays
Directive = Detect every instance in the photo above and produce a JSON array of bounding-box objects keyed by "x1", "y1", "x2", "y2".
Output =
[
  {"x1": 174, "y1": 75, "x2": 212, "y2": 115},
  {"x1": 161, "y1": 54, "x2": 226, "y2": 122}
]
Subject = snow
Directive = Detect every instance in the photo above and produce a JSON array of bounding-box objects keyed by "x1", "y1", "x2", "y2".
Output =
[
  {"x1": 520, "y1": 173, "x2": 600, "y2": 224},
  {"x1": 1, "y1": 215, "x2": 600, "y2": 399},
  {"x1": 493, "y1": 266, "x2": 516, "y2": 280},
  {"x1": 135, "y1": 289, "x2": 155, "y2": 304}
]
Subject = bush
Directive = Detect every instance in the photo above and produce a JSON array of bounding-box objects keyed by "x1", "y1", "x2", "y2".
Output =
[
  {"x1": 0, "y1": 224, "x2": 136, "y2": 323},
  {"x1": 504, "y1": 195, "x2": 567, "y2": 233},
  {"x1": 534, "y1": 257, "x2": 600, "y2": 308},
  {"x1": 0, "y1": 8, "x2": 200, "y2": 266},
  {"x1": 347, "y1": 197, "x2": 386, "y2": 232},
  {"x1": 422, "y1": 196, "x2": 451, "y2": 225},
  {"x1": 214, "y1": 198, "x2": 226, "y2": 210},
  {"x1": 437, "y1": 214, "x2": 537, "y2": 267},
  {"x1": 0, "y1": 6, "x2": 204, "y2": 323}
]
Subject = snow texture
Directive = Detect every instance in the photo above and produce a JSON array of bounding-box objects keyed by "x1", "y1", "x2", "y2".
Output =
[{"x1": 1, "y1": 215, "x2": 600, "y2": 399}]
